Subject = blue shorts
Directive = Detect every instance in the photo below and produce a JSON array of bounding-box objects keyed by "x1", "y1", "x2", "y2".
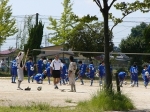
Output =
[
  {"x1": 60, "y1": 74, "x2": 66, "y2": 79},
  {"x1": 11, "y1": 69, "x2": 17, "y2": 76},
  {"x1": 47, "y1": 72, "x2": 51, "y2": 77},
  {"x1": 99, "y1": 73, "x2": 105, "y2": 78},
  {"x1": 118, "y1": 76, "x2": 124, "y2": 81},
  {"x1": 89, "y1": 74, "x2": 94, "y2": 79},
  {"x1": 132, "y1": 74, "x2": 138, "y2": 81},
  {"x1": 79, "y1": 72, "x2": 85, "y2": 77},
  {"x1": 28, "y1": 71, "x2": 34, "y2": 76}
]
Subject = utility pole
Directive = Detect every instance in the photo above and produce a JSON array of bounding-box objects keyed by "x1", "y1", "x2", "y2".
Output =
[{"x1": 36, "y1": 13, "x2": 39, "y2": 26}]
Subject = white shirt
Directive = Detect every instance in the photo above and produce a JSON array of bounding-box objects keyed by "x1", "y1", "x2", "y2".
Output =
[{"x1": 50, "y1": 59, "x2": 62, "y2": 70}]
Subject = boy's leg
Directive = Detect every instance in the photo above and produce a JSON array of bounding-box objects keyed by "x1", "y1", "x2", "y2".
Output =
[
  {"x1": 48, "y1": 76, "x2": 50, "y2": 84},
  {"x1": 28, "y1": 75, "x2": 30, "y2": 83},
  {"x1": 80, "y1": 77, "x2": 84, "y2": 85},
  {"x1": 14, "y1": 74, "x2": 16, "y2": 83},
  {"x1": 90, "y1": 78, "x2": 93, "y2": 86},
  {"x1": 11, "y1": 75, "x2": 14, "y2": 83}
]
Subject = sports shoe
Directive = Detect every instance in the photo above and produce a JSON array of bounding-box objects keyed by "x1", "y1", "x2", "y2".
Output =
[
  {"x1": 17, "y1": 87, "x2": 23, "y2": 90},
  {"x1": 56, "y1": 85, "x2": 59, "y2": 89},
  {"x1": 81, "y1": 83, "x2": 84, "y2": 85},
  {"x1": 24, "y1": 87, "x2": 31, "y2": 91},
  {"x1": 54, "y1": 85, "x2": 59, "y2": 89}
]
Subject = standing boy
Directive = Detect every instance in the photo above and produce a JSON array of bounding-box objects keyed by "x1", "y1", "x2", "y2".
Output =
[
  {"x1": 50, "y1": 54, "x2": 62, "y2": 89},
  {"x1": 75, "y1": 61, "x2": 87, "y2": 85},
  {"x1": 98, "y1": 61, "x2": 105, "y2": 86},
  {"x1": 25, "y1": 57, "x2": 34, "y2": 83},
  {"x1": 11, "y1": 58, "x2": 17, "y2": 83},
  {"x1": 88, "y1": 61, "x2": 95, "y2": 86},
  {"x1": 142, "y1": 64, "x2": 150, "y2": 88},
  {"x1": 60, "y1": 60, "x2": 67, "y2": 85},
  {"x1": 37, "y1": 57, "x2": 43, "y2": 74},
  {"x1": 46, "y1": 58, "x2": 52, "y2": 84},
  {"x1": 68, "y1": 56, "x2": 77, "y2": 92}
]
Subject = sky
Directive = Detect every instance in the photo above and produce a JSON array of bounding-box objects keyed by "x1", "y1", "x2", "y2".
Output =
[{"x1": 1, "y1": 0, "x2": 150, "y2": 51}]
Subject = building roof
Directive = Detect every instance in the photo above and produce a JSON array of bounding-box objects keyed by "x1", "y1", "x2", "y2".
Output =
[{"x1": 0, "y1": 49, "x2": 16, "y2": 55}]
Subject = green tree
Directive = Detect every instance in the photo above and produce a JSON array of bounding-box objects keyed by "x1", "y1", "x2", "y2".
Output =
[
  {"x1": 93, "y1": 0, "x2": 150, "y2": 90},
  {"x1": 0, "y1": 0, "x2": 17, "y2": 44},
  {"x1": 120, "y1": 22, "x2": 149, "y2": 73},
  {"x1": 144, "y1": 25, "x2": 150, "y2": 53},
  {"x1": 65, "y1": 21, "x2": 113, "y2": 61},
  {"x1": 24, "y1": 21, "x2": 44, "y2": 62},
  {"x1": 47, "y1": 0, "x2": 76, "y2": 46}
]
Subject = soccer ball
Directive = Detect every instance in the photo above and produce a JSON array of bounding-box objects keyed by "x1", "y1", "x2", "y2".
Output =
[
  {"x1": 37, "y1": 86, "x2": 42, "y2": 91},
  {"x1": 95, "y1": 73, "x2": 99, "y2": 77},
  {"x1": 30, "y1": 67, "x2": 34, "y2": 71},
  {"x1": 43, "y1": 60, "x2": 47, "y2": 64},
  {"x1": 145, "y1": 71, "x2": 149, "y2": 77}
]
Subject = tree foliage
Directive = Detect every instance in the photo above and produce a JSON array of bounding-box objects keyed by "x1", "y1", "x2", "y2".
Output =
[
  {"x1": 119, "y1": 22, "x2": 148, "y2": 72},
  {"x1": 65, "y1": 21, "x2": 114, "y2": 60},
  {"x1": 0, "y1": 0, "x2": 18, "y2": 44},
  {"x1": 24, "y1": 21, "x2": 44, "y2": 60},
  {"x1": 47, "y1": 0, "x2": 76, "y2": 45},
  {"x1": 144, "y1": 24, "x2": 150, "y2": 53}
]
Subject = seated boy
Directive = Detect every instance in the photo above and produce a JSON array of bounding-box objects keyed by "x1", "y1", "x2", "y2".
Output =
[{"x1": 34, "y1": 70, "x2": 47, "y2": 84}]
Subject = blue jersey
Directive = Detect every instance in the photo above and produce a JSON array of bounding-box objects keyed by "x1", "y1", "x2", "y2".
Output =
[
  {"x1": 61, "y1": 63, "x2": 67, "y2": 79},
  {"x1": 142, "y1": 68, "x2": 149, "y2": 81},
  {"x1": 37, "y1": 59, "x2": 43, "y2": 73},
  {"x1": 130, "y1": 66, "x2": 138, "y2": 76},
  {"x1": 11, "y1": 60, "x2": 17, "y2": 69},
  {"x1": 79, "y1": 64, "x2": 87, "y2": 75},
  {"x1": 11, "y1": 60, "x2": 17, "y2": 75},
  {"x1": 98, "y1": 64, "x2": 105, "y2": 76},
  {"x1": 118, "y1": 71, "x2": 126, "y2": 80},
  {"x1": 148, "y1": 65, "x2": 150, "y2": 73},
  {"x1": 34, "y1": 73, "x2": 44, "y2": 82},
  {"x1": 26, "y1": 61, "x2": 34, "y2": 76},
  {"x1": 118, "y1": 71, "x2": 126, "y2": 78},
  {"x1": 88, "y1": 64, "x2": 95, "y2": 75},
  {"x1": 46, "y1": 62, "x2": 51, "y2": 77}
]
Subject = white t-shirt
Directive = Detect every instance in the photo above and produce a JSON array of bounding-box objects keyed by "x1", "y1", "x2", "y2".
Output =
[{"x1": 50, "y1": 59, "x2": 62, "y2": 70}]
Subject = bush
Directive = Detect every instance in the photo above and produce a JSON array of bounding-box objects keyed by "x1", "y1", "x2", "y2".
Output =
[{"x1": 77, "y1": 90, "x2": 135, "y2": 111}]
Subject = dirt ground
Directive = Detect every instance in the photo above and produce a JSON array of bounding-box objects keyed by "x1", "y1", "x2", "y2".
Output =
[{"x1": 0, "y1": 78, "x2": 150, "y2": 111}]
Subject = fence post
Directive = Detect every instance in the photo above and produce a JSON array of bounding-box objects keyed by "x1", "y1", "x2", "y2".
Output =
[{"x1": 115, "y1": 73, "x2": 120, "y2": 92}]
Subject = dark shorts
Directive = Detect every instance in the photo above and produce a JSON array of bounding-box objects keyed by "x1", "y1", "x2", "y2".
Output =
[{"x1": 52, "y1": 70, "x2": 60, "y2": 78}]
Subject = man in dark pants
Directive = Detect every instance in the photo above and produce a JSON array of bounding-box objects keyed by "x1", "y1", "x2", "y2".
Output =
[{"x1": 50, "y1": 54, "x2": 62, "y2": 89}]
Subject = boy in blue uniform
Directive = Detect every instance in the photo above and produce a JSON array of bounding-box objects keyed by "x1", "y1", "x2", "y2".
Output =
[
  {"x1": 98, "y1": 61, "x2": 105, "y2": 86},
  {"x1": 118, "y1": 71, "x2": 127, "y2": 87},
  {"x1": 142, "y1": 64, "x2": 150, "y2": 88},
  {"x1": 75, "y1": 61, "x2": 87, "y2": 85},
  {"x1": 130, "y1": 63, "x2": 138, "y2": 87},
  {"x1": 11, "y1": 59, "x2": 17, "y2": 83},
  {"x1": 25, "y1": 57, "x2": 34, "y2": 83},
  {"x1": 34, "y1": 70, "x2": 47, "y2": 84},
  {"x1": 60, "y1": 60, "x2": 67, "y2": 85},
  {"x1": 46, "y1": 58, "x2": 52, "y2": 84},
  {"x1": 37, "y1": 57, "x2": 43, "y2": 74},
  {"x1": 87, "y1": 61, "x2": 95, "y2": 86}
]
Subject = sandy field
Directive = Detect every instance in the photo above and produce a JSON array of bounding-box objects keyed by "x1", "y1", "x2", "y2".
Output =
[{"x1": 0, "y1": 78, "x2": 150, "y2": 111}]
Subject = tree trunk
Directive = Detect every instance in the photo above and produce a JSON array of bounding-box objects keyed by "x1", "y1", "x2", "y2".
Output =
[{"x1": 103, "y1": 4, "x2": 112, "y2": 90}]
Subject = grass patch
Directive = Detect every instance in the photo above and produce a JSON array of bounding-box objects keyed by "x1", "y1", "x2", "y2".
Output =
[
  {"x1": 0, "y1": 91, "x2": 135, "y2": 112},
  {"x1": 0, "y1": 103, "x2": 65, "y2": 112},
  {"x1": 77, "y1": 90, "x2": 135, "y2": 111}
]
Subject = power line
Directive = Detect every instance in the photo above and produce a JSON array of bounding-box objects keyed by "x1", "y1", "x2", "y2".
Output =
[{"x1": 33, "y1": 49, "x2": 150, "y2": 55}]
